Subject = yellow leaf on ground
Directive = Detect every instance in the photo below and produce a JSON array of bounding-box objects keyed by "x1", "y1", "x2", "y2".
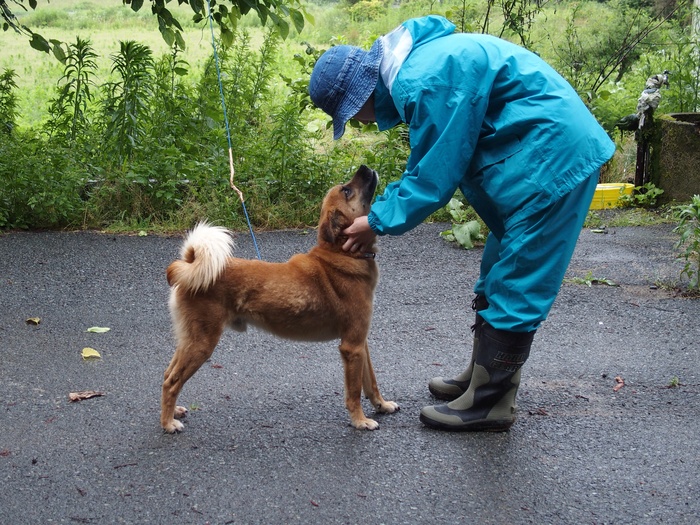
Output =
[
  {"x1": 26, "y1": 317, "x2": 41, "y2": 325},
  {"x1": 81, "y1": 347, "x2": 101, "y2": 359}
]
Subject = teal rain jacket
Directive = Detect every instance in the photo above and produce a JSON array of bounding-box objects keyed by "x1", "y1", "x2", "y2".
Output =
[{"x1": 368, "y1": 16, "x2": 616, "y2": 238}]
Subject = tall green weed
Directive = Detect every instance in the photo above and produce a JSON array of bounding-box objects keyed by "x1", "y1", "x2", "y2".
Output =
[
  {"x1": 44, "y1": 37, "x2": 98, "y2": 144},
  {"x1": 0, "y1": 69, "x2": 18, "y2": 135}
]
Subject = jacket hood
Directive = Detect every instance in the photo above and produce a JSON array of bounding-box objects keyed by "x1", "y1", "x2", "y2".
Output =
[
  {"x1": 373, "y1": 16, "x2": 456, "y2": 130},
  {"x1": 401, "y1": 15, "x2": 456, "y2": 48}
]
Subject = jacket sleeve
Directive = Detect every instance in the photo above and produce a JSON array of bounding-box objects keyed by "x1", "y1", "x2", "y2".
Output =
[{"x1": 368, "y1": 85, "x2": 488, "y2": 236}]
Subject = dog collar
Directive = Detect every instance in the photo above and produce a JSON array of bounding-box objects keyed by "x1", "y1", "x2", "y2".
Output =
[{"x1": 361, "y1": 252, "x2": 376, "y2": 259}]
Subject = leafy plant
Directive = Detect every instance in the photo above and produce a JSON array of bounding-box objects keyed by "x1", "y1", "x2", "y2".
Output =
[
  {"x1": 439, "y1": 198, "x2": 484, "y2": 249},
  {"x1": 673, "y1": 195, "x2": 700, "y2": 290},
  {"x1": 0, "y1": 68, "x2": 18, "y2": 135},
  {"x1": 0, "y1": 132, "x2": 86, "y2": 229},
  {"x1": 565, "y1": 270, "x2": 618, "y2": 287},
  {"x1": 619, "y1": 182, "x2": 664, "y2": 208}
]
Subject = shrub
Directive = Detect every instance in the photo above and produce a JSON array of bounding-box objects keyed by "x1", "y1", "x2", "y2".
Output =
[
  {"x1": 673, "y1": 195, "x2": 700, "y2": 290},
  {"x1": 0, "y1": 133, "x2": 87, "y2": 229}
]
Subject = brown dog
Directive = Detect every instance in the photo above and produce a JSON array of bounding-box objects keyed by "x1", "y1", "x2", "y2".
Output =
[{"x1": 161, "y1": 165, "x2": 399, "y2": 432}]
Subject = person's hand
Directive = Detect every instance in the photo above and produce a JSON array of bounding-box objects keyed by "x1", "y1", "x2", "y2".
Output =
[{"x1": 342, "y1": 216, "x2": 376, "y2": 253}]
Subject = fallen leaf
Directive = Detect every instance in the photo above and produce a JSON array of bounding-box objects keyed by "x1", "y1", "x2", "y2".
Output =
[
  {"x1": 25, "y1": 317, "x2": 41, "y2": 325},
  {"x1": 81, "y1": 347, "x2": 101, "y2": 360},
  {"x1": 613, "y1": 376, "x2": 625, "y2": 392},
  {"x1": 86, "y1": 326, "x2": 110, "y2": 333},
  {"x1": 69, "y1": 391, "x2": 105, "y2": 402}
]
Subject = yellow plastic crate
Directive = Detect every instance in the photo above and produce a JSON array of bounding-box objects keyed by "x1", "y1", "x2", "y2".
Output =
[{"x1": 589, "y1": 183, "x2": 634, "y2": 210}]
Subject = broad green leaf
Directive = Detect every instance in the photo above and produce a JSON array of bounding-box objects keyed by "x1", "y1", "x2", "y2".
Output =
[
  {"x1": 221, "y1": 26, "x2": 234, "y2": 48},
  {"x1": 51, "y1": 43, "x2": 66, "y2": 63},
  {"x1": 190, "y1": 0, "x2": 204, "y2": 14},
  {"x1": 452, "y1": 221, "x2": 483, "y2": 250},
  {"x1": 270, "y1": 13, "x2": 289, "y2": 39},
  {"x1": 290, "y1": 9, "x2": 305, "y2": 34},
  {"x1": 160, "y1": 27, "x2": 175, "y2": 47},
  {"x1": 174, "y1": 31, "x2": 186, "y2": 51},
  {"x1": 29, "y1": 33, "x2": 50, "y2": 53}
]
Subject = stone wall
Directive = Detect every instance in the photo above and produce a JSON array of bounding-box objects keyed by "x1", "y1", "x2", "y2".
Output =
[{"x1": 652, "y1": 113, "x2": 700, "y2": 203}]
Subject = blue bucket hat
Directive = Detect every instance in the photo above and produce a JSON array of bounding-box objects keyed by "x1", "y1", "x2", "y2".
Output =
[{"x1": 308, "y1": 40, "x2": 384, "y2": 140}]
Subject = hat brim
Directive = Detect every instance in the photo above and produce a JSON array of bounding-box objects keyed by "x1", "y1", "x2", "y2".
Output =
[{"x1": 332, "y1": 39, "x2": 384, "y2": 140}]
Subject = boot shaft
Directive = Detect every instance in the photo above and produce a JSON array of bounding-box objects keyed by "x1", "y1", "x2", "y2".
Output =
[{"x1": 478, "y1": 322, "x2": 533, "y2": 375}]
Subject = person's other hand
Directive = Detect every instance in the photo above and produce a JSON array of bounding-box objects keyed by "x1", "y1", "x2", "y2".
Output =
[{"x1": 342, "y1": 216, "x2": 376, "y2": 253}]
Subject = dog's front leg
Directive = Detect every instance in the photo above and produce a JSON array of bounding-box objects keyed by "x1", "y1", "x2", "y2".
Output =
[
  {"x1": 339, "y1": 339, "x2": 379, "y2": 430},
  {"x1": 361, "y1": 341, "x2": 399, "y2": 415}
]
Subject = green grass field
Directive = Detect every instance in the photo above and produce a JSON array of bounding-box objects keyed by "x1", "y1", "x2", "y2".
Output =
[{"x1": 0, "y1": 0, "x2": 275, "y2": 127}]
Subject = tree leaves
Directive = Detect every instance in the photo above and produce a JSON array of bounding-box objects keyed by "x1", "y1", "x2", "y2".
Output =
[{"x1": 4, "y1": 0, "x2": 308, "y2": 60}]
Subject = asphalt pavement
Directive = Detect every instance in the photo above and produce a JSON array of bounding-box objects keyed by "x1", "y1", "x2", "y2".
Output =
[{"x1": 1, "y1": 220, "x2": 698, "y2": 524}]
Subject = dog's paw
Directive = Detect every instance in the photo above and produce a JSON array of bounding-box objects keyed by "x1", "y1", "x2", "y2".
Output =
[
  {"x1": 376, "y1": 400, "x2": 399, "y2": 414},
  {"x1": 352, "y1": 418, "x2": 380, "y2": 431},
  {"x1": 163, "y1": 419, "x2": 185, "y2": 433},
  {"x1": 174, "y1": 405, "x2": 188, "y2": 419}
]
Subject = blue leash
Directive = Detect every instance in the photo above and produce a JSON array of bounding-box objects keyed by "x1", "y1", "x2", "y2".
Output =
[{"x1": 205, "y1": 0, "x2": 262, "y2": 260}]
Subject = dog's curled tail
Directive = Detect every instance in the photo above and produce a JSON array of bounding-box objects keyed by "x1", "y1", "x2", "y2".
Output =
[{"x1": 166, "y1": 222, "x2": 234, "y2": 294}]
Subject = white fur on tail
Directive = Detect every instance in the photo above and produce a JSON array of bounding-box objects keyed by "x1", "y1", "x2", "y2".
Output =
[{"x1": 172, "y1": 222, "x2": 234, "y2": 294}]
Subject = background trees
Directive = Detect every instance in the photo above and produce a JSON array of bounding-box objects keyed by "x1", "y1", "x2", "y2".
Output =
[{"x1": 0, "y1": 0, "x2": 698, "y2": 230}]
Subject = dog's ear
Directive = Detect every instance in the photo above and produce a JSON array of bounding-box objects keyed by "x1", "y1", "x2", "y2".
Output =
[{"x1": 319, "y1": 209, "x2": 348, "y2": 245}]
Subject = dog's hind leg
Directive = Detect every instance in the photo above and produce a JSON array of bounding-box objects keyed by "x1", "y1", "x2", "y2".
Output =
[
  {"x1": 161, "y1": 322, "x2": 224, "y2": 433},
  {"x1": 339, "y1": 339, "x2": 381, "y2": 430},
  {"x1": 361, "y1": 341, "x2": 399, "y2": 416}
]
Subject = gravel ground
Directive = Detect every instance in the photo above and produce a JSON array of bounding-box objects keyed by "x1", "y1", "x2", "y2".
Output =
[{"x1": 1, "y1": 221, "x2": 698, "y2": 524}]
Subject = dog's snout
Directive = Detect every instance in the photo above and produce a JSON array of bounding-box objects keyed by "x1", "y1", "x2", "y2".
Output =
[{"x1": 355, "y1": 165, "x2": 378, "y2": 196}]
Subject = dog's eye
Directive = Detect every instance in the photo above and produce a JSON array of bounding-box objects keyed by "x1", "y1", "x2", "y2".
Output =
[{"x1": 341, "y1": 186, "x2": 352, "y2": 198}]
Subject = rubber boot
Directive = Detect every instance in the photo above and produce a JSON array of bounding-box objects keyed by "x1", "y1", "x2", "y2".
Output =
[
  {"x1": 420, "y1": 322, "x2": 534, "y2": 432},
  {"x1": 427, "y1": 295, "x2": 489, "y2": 400}
]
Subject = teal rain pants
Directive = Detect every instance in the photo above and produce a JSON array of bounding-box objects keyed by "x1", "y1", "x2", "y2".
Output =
[{"x1": 473, "y1": 169, "x2": 599, "y2": 333}]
